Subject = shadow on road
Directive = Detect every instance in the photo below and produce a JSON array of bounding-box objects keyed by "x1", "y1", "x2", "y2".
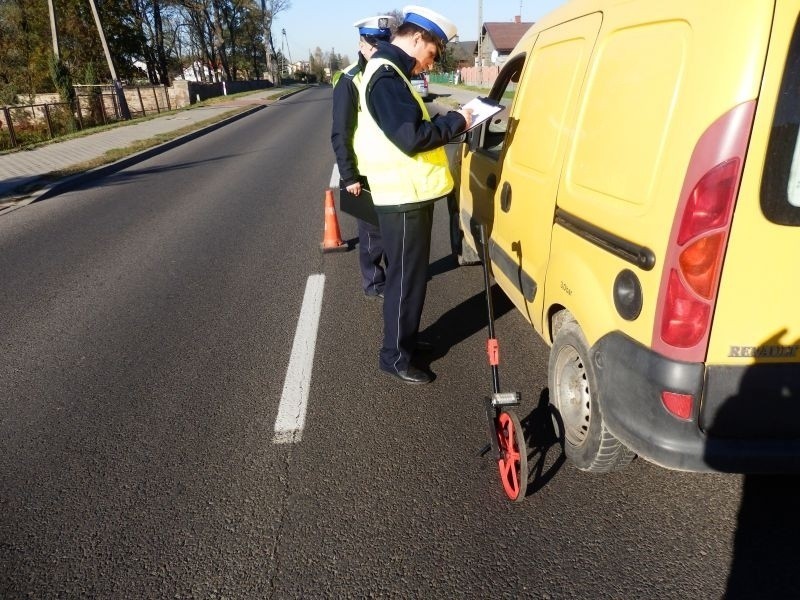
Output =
[
  {"x1": 418, "y1": 283, "x2": 513, "y2": 364},
  {"x1": 724, "y1": 474, "x2": 800, "y2": 598},
  {"x1": 427, "y1": 253, "x2": 459, "y2": 278},
  {"x1": 521, "y1": 388, "x2": 566, "y2": 496}
]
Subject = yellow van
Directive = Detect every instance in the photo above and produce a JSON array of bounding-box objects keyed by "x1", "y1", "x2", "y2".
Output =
[{"x1": 456, "y1": 0, "x2": 800, "y2": 472}]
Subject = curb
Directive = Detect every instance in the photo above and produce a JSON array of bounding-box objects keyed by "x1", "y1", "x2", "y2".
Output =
[
  {"x1": 276, "y1": 86, "x2": 309, "y2": 101},
  {"x1": 0, "y1": 103, "x2": 267, "y2": 217}
]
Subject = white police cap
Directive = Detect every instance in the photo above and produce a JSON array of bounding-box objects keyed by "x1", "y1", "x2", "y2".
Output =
[
  {"x1": 402, "y1": 5, "x2": 457, "y2": 43},
  {"x1": 352, "y1": 15, "x2": 395, "y2": 40}
]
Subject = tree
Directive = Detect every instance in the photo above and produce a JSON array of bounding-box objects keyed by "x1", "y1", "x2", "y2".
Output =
[
  {"x1": 328, "y1": 47, "x2": 342, "y2": 74},
  {"x1": 49, "y1": 54, "x2": 75, "y2": 104},
  {"x1": 0, "y1": 1, "x2": 53, "y2": 101},
  {"x1": 259, "y1": 0, "x2": 290, "y2": 83},
  {"x1": 0, "y1": 0, "x2": 279, "y2": 102},
  {"x1": 308, "y1": 46, "x2": 325, "y2": 82}
]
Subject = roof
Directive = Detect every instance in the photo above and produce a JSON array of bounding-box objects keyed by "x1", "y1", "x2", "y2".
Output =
[{"x1": 482, "y1": 21, "x2": 535, "y2": 53}]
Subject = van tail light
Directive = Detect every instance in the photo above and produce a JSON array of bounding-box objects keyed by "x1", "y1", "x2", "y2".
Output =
[
  {"x1": 653, "y1": 102, "x2": 755, "y2": 363},
  {"x1": 679, "y1": 231, "x2": 726, "y2": 299}
]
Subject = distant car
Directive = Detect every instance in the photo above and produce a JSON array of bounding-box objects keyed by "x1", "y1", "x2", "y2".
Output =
[{"x1": 410, "y1": 72, "x2": 429, "y2": 99}]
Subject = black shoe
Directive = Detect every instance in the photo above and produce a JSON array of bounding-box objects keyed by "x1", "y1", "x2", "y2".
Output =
[
  {"x1": 364, "y1": 290, "x2": 384, "y2": 301},
  {"x1": 380, "y1": 365, "x2": 432, "y2": 384}
]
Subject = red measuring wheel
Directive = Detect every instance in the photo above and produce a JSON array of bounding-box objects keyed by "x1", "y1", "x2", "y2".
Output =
[{"x1": 496, "y1": 410, "x2": 527, "y2": 502}]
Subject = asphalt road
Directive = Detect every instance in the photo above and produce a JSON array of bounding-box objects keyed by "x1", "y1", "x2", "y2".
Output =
[{"x1": 1, "y1": 85, "x2": 798, "y2": 598}]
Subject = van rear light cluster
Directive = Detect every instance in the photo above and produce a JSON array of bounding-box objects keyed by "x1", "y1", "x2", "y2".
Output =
[
  {"x1": 654, "y1": 102, "x2": 755, "y2": 362},
  {"x1": 662, "y1": 159, "x2": 739, "y2": 346}
]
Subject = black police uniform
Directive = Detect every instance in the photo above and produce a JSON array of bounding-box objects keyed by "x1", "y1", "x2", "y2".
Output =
[
  {"x1": 331, "y1": 54, "x2": 386, "y2": 298},
  {"x1": 362, "y1": 41, "x2": 466, "y2": 377}
]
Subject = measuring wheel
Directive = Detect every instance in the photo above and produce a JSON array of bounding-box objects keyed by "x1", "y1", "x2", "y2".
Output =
[
  {"x1": 475, "y1": 222, "x2": 528, "y2": 502},
  {"x1": 496, "y1": 410, "x2": 527, "y2": 502}
]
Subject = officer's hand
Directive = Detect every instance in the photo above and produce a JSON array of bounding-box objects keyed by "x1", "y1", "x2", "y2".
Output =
[
  {"x1": 346, "y1": 181, "x2": 362, "y2": 196},
  {"x1": 457, "y1": 108, "x2": 474, "y2": 131}
]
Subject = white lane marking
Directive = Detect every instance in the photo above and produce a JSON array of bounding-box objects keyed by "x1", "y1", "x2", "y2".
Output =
[{"x1": 273, "y1": 273, "x2": 325, "y2": 444}]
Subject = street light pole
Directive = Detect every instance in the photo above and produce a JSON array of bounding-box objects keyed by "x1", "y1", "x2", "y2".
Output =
[{"x1": 88, "y1": 0, "x2": 131, "y2": 119}]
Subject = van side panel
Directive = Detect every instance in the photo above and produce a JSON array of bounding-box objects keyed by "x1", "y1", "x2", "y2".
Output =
[
  {"x1": 568, "y1": 20, "x2": 688, "y2": 208},
  {"x1": 489, "y1": 13, "x2": 602, "y2": 331},
  {"x1": 547, "y1": 1, "x2": 773, "y2": 348}
]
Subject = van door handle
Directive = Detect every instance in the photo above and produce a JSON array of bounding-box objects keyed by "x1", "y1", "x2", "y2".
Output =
[
  {"x1": 500, "y1": 181, "x2": 512, "y2": 212},
  {"x1": 486, "y1": 173, "x2": 498, "y2": 190}
]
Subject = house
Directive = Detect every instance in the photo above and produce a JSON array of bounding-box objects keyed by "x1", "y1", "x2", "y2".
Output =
[
  {"x1": 478, "y1": 16, "x2": 534, "y2": 67},
  {"x1": 287, "y1": 60, "x2": 311, "y2": 76},
  {"x1": 448, "y1": 40, "x2": 477, "y2": 69}
]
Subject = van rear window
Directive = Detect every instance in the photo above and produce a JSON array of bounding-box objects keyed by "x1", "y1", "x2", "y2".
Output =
[{"x1": 762, "y1": 16, "x2": 800, "y2": 225}]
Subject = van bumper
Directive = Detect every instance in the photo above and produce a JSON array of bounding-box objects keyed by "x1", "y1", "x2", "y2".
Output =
[{"x1": 593, "y1": 332, "x2": 800, "y2": 473}]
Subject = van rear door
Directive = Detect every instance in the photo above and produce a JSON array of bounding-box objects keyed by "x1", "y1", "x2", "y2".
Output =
[{"x1": 704, "y1": 3, "x2": 800, "y2": 435}]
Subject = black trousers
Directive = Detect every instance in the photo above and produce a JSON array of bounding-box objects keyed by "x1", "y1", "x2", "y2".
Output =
[
  {"x1": 357, "y1": 218, "x2": 386, "y2": 296},
  {"x1": 377, "y1": 203, "x2": 435, "y2": 373}
]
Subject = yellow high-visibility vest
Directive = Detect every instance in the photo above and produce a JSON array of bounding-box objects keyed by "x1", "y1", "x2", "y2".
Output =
[
  {"x1": 332, "y1": 62, "x2": 360, "y2": 87},
  {"x1": 354, "y1": 58, "x2": 453, "y2": 207}
]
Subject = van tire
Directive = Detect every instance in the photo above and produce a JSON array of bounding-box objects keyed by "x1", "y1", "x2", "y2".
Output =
[{"x1": 548, "y1": 320, "x2": 635, "y2": 472}]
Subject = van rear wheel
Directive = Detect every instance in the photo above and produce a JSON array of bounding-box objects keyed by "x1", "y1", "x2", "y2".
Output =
[{"x1": 548, "y1": 320, "x2": 635, "y2": 472}]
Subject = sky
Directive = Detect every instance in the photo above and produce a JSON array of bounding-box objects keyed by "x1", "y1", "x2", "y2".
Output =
[{"x1": 271, "y1": 0, "x2": 568, "y2": 64}]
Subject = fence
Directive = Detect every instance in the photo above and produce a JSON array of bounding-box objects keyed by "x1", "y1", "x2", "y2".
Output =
[
  {"x1": 456, "y1": 66, "x2": 501, "y2": 88},
  {"x1": 0, "y1": 79, "x2": 275, "y2": 151},
  {"x1": 428, "y1": 67, "x2": 500, "y2": 88},
  {"x1": 0, "y1": 84, "x2": 172, "y2": 151}
]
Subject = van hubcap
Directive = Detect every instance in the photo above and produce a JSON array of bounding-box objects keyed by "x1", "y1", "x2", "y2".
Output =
[{"x1": 554, "y1": 345, "x2": 591, "y2": 447}]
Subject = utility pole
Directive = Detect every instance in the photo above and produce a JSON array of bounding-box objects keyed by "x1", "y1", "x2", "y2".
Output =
[
  {"x1": 281, "y1": 28, "x2": 286, "y2": 78},
  {"x1": 281, "y1": 28, "x2": 293, "y2": 76},
  {"x1": 47, "y1": 0, "x2": 60, "y2": 60},
  {"x1": 88, "y1": 0, "x2": 131, "y2": 119},
  {"x1": 477, "y1": 0, "x2": 483, "y2": 85}
]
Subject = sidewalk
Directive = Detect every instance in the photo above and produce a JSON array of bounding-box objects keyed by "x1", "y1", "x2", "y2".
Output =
[
  {"x1": 0, "y1": 85, "x2": 308, "y2": 214},
  {"x1": 427, "y1": 82, "x2": 477, "y2": 108}
]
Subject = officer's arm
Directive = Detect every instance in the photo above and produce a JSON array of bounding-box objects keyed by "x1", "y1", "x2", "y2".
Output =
[
  {"x1": 330, "y1": 78, "x2": 361, "y2": 185},
  {"x1": 367, "y1": 73, "x2": 466, "y2": 154}
]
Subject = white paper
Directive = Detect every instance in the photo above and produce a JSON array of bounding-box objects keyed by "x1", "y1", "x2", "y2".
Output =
[{"x1": 461, "y1": 97, "x2": 504, "y2": 131}]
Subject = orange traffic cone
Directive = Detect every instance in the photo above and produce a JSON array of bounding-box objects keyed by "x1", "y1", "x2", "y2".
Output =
[{"x1": 320, "y1": 188, "x2": 348, "y2": 252}]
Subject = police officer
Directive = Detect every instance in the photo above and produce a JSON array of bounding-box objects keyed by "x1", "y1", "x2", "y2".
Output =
[
  {"x1": 331, "y1": 15, "x2": 395, "y2": 300},
  {"x1": 354, "y1": 6, "x2": 473, "y2": 384}
]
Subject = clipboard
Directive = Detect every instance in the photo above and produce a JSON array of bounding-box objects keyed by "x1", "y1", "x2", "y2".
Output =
[
  {"x1": 339, "y1": 180, "x2": 379, "y2": 226},
  {"x1": 461, "y1": 96, "x2": 504, "y2": 132}
]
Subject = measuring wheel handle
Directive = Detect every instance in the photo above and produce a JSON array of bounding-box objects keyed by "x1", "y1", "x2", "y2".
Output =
[{"x1": 496, "y1": 409, "x2": 528, "y2": 502}]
